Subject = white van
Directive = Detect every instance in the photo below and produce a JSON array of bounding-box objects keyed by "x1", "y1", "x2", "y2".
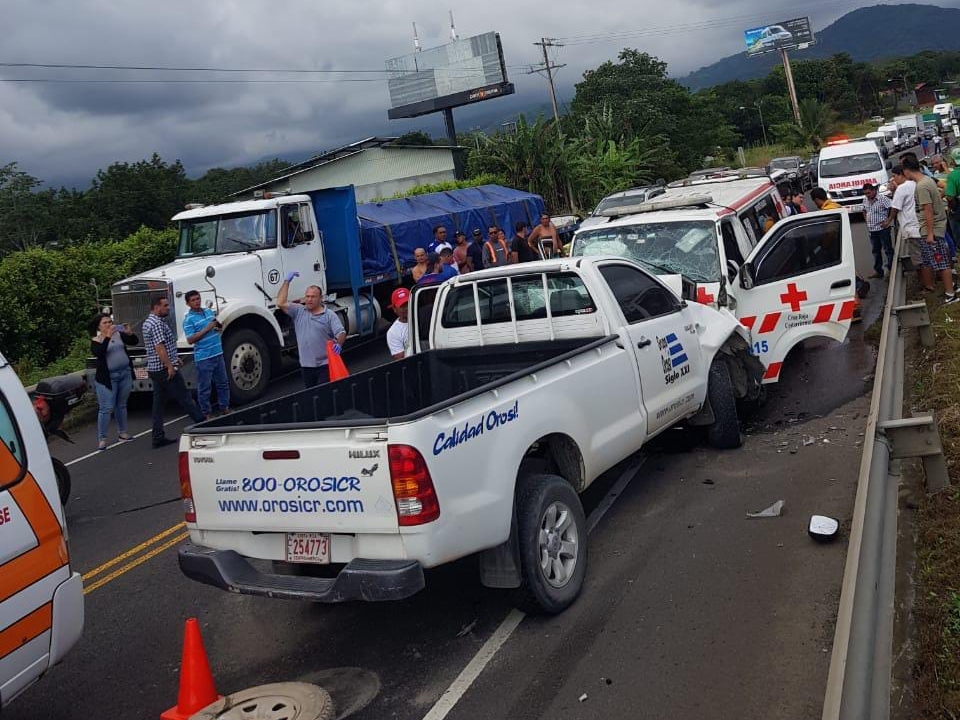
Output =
[
  {"x1": 0, "y1": 350, "x2": 83, "y2": 708},
  {"x1": 569, "y1": 178, "x2": 858, "y2": 383},
  {"x1": 817, "y1": 139, "x2": 892, "y2": 208}
]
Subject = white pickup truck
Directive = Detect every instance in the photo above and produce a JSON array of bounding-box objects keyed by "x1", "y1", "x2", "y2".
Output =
[{"x1": 177, "y1": 256, "x2": 769, "y2": 614}]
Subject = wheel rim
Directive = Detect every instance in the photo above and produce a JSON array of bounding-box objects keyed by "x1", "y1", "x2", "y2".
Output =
[
  {"x1": 207, "y1": 692, "x2": 302, "y2": 720},
  {"x1": 538, "y1": 501, "x2": 579, "y2": 588},
  {"x1": 229, "y1": 342, "x2": 262, "y2": 391}
]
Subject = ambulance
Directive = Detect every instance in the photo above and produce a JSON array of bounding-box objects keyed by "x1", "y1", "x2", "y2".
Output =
[
  {"x1": 0, "y1": 349, "x2": 83, "y2": 708},
  {"x1": 570, "y1": 172, "x2": 857, "y2": 383},
  {"x1": 817, "y1": 137, "x2": 892, "y2": 209}
]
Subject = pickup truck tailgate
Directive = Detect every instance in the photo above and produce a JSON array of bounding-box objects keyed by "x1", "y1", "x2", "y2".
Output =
[{"x1": 185, "y1": 428, "x2": 396, "y2": 533}]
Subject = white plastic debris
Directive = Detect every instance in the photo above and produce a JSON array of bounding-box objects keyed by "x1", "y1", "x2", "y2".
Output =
[
  {"x1": 747, "y1": 500, "x2": 785, "y2": 518},
  {"x1": 803, "y1": 435, "x2": 815, "y2": 446},
  {"x1": 579, "y1": 693, "x2": 588, "y2": 703}
]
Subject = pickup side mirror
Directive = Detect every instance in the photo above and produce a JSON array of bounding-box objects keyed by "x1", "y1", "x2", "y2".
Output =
[{"x1": 739, "y1": 261, "x2": 756, "y2": 290}]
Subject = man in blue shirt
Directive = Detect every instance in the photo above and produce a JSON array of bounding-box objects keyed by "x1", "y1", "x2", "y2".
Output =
[
  {"x1": 416, "y1": 252, "x2": 459, "y2": 286},
  {"x1": 183, "y1": 290, "x2": 230, "y2": 418}
]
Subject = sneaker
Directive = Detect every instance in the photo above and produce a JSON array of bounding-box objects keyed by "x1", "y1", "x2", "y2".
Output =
[
  {"x1": 118, "y1": 433, "x2": 134, "y2": 442},
  {"x1": 152, "y1": 437, "x2": 177, "y2": 449},
  {"x1": 945, "y1": 293, "x2": 959, "y2": 305},
  {"x1": 97, "y1": 440, "x2": 108, "y2": 451}
]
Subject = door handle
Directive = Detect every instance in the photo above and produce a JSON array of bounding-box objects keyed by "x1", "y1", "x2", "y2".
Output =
[
  {"x1": 637, "y1": 338, "x2": 652, "y2": 349},
  {"x1": 831, "y1": 279, "x2": 852, "y2": 289}
]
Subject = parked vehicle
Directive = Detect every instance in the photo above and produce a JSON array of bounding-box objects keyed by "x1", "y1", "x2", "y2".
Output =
[
  {"x1": 578, "y1": 184, "x2": 666, "y2": 231},
  {"x1": 933, "y1": 102, "x2": 955, "y2": 122},
  {"x1": 91, "y1": 185, "x2": 544, "y2": 405},
  {"x1": 570, "y1": 179, "x2": 857, "y2": 383},
  {"x1": 768, "y1": 156, "x2": 812, "y2": 191},
  {"x1": 817, "y1": 138, "x2": 893, "y2": 209},
  {"x1": 0, "y1": 350, "x2": 84, "y2": 708},
  {"x1": 177, "y1": 256, "x2": 768, "y2": 614},
  {"x1": 877, "y1": 124, "x2": 904, "y2": 153},
  {"x1": 894, "y1": 114, "x2": 924, "y2": 146},
  {"x1": 808, "y1": 153, "x2": 819, "y2": 184},
  {"x1": 30, "y1": 374, "x2": 87, "y2": 506},
  {"x1": 863, "y1": 132, "x2": 892, "y2": 158},
  {"x1": 922, "y1": 112, "x2": 943, "y2": 138}
]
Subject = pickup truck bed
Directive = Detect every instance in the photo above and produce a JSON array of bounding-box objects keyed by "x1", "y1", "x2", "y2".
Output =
[{"x1": 192, "y1": 336, "x2": 608, "y2": 432}]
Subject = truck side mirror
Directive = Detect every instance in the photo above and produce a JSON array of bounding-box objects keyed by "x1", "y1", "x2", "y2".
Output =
[
  {"x1": 205, "y1": 266, "x2": 216, "y2": 279},
  {"x1": 739, "y1": 261, "x2": 756, "y2": 290}
]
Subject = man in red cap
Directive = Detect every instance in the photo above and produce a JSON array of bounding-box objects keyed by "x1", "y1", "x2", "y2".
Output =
[{"x1": 387, "y1": 287, "x2": 410, "y2": 359}]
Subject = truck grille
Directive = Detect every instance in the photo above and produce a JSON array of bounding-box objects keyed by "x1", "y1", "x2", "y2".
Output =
[{"x1": 111, "y1": 280, "x2": 176, "y2": 348}]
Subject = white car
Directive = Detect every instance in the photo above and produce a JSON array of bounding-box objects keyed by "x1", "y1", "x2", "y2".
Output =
[{"x1": 578, "y1": 185, "x2": 666, "y2": 231}]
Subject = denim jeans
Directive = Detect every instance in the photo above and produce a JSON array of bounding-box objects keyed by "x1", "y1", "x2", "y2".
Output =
[
  {"x1": 95, "y1": 368, "x2": 132, "y2": 441},
  {"x1": 148, "y1": 369, "x2": 205, "y2": 442},
  {"x1": 301, "y1": 365, "x2": 328, "y2": 389},
  {"x1": 196, "y1": 355, "x2": 231, "y2": 415},
  {"x1": 869, "y1": 228, "x2": 894, "y2": 276}
]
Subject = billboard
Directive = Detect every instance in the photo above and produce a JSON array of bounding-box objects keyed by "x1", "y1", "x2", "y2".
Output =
[
  {"x1": 743, "y1": 17, "x2": 814, "y2": 56},
  {"x1": 386, "y1": 31, "x2": 515, "y2": 119}
]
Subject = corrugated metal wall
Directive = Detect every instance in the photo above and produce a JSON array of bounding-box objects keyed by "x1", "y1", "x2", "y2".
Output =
[{"x1": 273, "y1": 148, "x2": 457, "y2": 200}]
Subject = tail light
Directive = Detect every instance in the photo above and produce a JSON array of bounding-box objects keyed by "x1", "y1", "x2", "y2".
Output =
[
  {"x1": 178, "y1": 451, "x2": 196, "y2": 523},
  {"x1": 388, "y1": 444, "x2": 440, "y2": 526}
]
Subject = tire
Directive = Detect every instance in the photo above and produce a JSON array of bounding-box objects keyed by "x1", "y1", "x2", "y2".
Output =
[
  {"x1": 190, "y1": 682, "x2": 335, "y2": 720},
  {"x1": 51, "y1": 457, "x2": 70, "y2": 506},
  {"x1": 511, "y1": 474, "x2": 587, "y2": 615},
  {"x1": 222, "y1": 328, "x2": 271, "y2": 405},
  {"x1": 707, "y1": 361, "x2": 742, "y2": 449}
]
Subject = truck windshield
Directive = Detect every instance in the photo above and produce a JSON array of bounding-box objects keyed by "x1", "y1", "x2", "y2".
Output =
[
  {"x1": 819, "y1": 153, "x2": 882, "y2": 178},
  {"x1": 572, "y1": 220, "x2": 720, "y2": 282},
  {"x1": 178, "y1": 210, "x2": 277, "y2": 257}
]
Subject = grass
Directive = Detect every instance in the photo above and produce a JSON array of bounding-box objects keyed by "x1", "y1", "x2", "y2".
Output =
[
  {"x1": 738, "y1": 143, "x2": 811, "y2": 168},
  {"x1": 13, "y1": 336, "x2": 89, "y2": 387},
  {"x1": 910, "y1": 291, "x2": 960, "y2": 718}
]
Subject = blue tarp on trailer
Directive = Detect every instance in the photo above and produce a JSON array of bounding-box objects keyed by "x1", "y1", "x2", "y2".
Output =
[{"x1": 354, "y1": 185, "x2": 545, "y2": 283}]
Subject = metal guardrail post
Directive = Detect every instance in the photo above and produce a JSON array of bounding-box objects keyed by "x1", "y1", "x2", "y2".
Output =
[
  {"x1": 892, "y1": 302, "x2": 934, "y2": 347},
  {"x1": 879, "y1": 413, "x2": 951, "y2": 492}
]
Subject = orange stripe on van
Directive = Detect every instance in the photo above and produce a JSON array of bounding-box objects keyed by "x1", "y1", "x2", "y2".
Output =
[
  {"x1": 0, "y1": 444, "x2": 68, "y2": 603},
  {"x1": 0, "y1": 602, "x2": 52, "y2": 659}
]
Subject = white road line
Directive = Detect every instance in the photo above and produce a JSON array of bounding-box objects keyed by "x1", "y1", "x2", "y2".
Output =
[
  {"x1": 65, "y1": 414, "x2": 188, "y2": 467},
  {"x1": 420, "y1": 456, "x2": 646, "y2": 720}
]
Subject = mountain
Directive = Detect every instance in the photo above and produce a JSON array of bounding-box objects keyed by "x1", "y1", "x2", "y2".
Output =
[{"x1": 681, "y1": 3, "x2": 960, "y2": 91}]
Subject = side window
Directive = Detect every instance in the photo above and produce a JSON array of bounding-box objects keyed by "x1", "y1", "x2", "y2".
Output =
[
  {"x1": 511, "y1": 276, "x2": 547, "y2": 320},
  {"x1": 546, "y1": 274, "x2": 596, "y2": 317},
  {"x1": 281, "y1": 205, "x2": 308, "y2": 247},
  {"x1": 753, "y1": 217, "x2": 843, "y2": 285},
  {"x1": 0, "y1": 393, "x2": 26, "y2": 489},
  {"x1": 720, "y1": 220, "x2": 744, "y2": 282},
  {"x1": 598, "y1": 264, "x2": 680, "y2": 324}
]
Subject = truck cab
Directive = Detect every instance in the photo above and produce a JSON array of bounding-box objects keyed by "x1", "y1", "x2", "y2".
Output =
[{"x1": 0, "y1": 350, "x2": 84, "y2": 708}]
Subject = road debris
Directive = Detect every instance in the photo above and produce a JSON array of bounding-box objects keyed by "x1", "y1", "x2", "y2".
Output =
[
  {"x1": 808, "y1": 515, "x2": 840, "y2": 541},
  {"x1": 803, "y1": 435, "x2": 815, "y2": 446},
  {"x1": 456, "y1": 618, "x2": 478, "y2": 638},
  {"x1": 702, "y1": 478, "x2": 715, "y2": 485},
  {"x1": 579, "y1": 693, "x2": 588, "y2": 703},
  {"x1": 747, "y1": 500, "x2": 785, "y2": 519}
]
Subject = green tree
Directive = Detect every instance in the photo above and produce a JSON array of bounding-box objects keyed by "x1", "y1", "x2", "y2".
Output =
[
  {"x1": 393, "y1": 131, "x2": 435, "y2": 146},
  {"x1": 190, "y1": 159, "x2": 291, "y2": 204}
]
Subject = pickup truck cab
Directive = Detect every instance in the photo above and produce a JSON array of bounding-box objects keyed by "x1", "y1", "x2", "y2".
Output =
[
  {"x1": 0, "y1": 350, "x2": 83, "y2": 708},
  {"x1": 177, "y1": 258, "x2": 763, "y2": 615},
  {"x1": 571, "y1": 180, "x2": 857, "y2": 384}
]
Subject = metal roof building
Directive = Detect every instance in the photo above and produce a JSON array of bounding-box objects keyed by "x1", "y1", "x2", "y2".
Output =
[{"x1": 232, "y1": 137, "x2": 465, "y2": 202}]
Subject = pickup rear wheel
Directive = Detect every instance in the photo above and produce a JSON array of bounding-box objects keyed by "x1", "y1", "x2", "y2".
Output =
[
  {"x1": 707, "y1": 361, "x2": 743, "y2": 449},
  {"x1": 512, "y1": 474, "x2": 587, "y2": 615},
  {"x1": 223, "y1": 328, "x2": 271, "y2": 405}
]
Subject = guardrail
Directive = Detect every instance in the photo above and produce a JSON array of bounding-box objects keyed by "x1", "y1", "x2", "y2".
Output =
[{"x1": 821, "y1": 241, "x2": 949, "y2": 720}]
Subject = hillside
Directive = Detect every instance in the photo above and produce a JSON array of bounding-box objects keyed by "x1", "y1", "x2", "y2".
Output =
[{"x1": 681, "y1": 3, "x2": 960, "y2": 90}]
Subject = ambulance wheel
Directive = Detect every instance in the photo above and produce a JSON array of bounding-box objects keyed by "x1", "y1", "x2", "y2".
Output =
[
  {"x1": 223, "y1": 328, "x2": 271, "y2": 405},
  {"x1": 52, "y1": 457, "x2": 70, "y2": 506},
  {"x1": 512, "y1": 474, "x2": 587, "y2": 615},
  {"x1": 707, "y1": 361, "x2": 743, "y2": 449}
]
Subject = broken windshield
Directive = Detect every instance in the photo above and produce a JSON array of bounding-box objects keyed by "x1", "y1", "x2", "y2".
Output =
[
  {"x1": 571, "y1": 220, "x2": 720, "y2": 283},
  {"x1": 177, "y1": 210, "x2": 278, "y2": 257}
]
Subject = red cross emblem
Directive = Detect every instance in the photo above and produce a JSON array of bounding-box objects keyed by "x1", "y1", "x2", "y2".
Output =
[
  {"x1": 696, "y1": 286, "x2": 715, "y2": 304},
  {"x1": 780, "y1": 282, "x2": 808, "y2": 312}
]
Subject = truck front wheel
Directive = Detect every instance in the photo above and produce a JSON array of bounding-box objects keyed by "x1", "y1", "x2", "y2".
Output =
[
  {"x1": 223, "y1": 328, "x2": 271, "y2": 405},
  {"x1": 707, "y1": 360, "x2": 743, "y2": 449},
  {"x1": 512, "y1": 474, "x2": 587, "y2": 615}
]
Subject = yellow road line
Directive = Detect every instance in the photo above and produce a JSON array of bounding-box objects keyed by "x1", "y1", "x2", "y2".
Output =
[
  {"x1": 82, "y1": 522, "x2": 185, "y2": 581},
  {"x1": 83, "y1": 531, "x2": 189, "y2": 595}
]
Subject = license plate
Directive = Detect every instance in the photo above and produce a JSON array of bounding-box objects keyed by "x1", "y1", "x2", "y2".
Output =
[
  {"x1": 134, "y1": 366, "x2": 148, "y2": 380},
  {"x1": 285, "y1": 533, "x2": 330, "y2": 564}
]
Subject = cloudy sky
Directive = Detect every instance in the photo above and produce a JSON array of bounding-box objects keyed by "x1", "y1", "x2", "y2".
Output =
[{"x1": 0, "y1": 0, "x2": 918, "y2": 187}]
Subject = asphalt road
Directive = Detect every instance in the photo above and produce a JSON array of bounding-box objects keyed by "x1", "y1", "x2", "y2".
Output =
[{"x1": 7, "y1": 199, "x2": 891, "y2": 720}]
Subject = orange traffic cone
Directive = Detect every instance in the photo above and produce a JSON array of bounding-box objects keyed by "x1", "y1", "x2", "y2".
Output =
[
  {"x1": 160, "y1": 618, "x2": 222, "y2": 720},
  {"x1": 327, "y1": 340, "x2": 349, "y2": 382}
]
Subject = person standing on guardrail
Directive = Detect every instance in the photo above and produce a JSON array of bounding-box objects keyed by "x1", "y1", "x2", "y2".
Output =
[
  {"x1": 143, "y1": 296, "x2": 206, "y2": 448},
  {"x1": 860, "y1": 183, "x2": 894, "y2": 279},
  {"x1": 89, "y1": 313, "x2": 138, "y2": 450},
  {"x1": 278, "y1": 272, "x2": 347, "y2": 389},
  {"x1": 886, "y1": 165, "x2": 923, "y2": 274},
  {"x1": 183, "y1": 290, "x2": 230, "y2": 420},
  {"x1": 901, "y1": 153, "x2": 958, "y2": 304}
]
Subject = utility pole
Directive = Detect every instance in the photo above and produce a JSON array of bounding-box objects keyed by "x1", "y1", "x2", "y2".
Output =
[
  {"x1": 781, "y1": 48, "x2": 802, "y2": 127},
  {"x1": 529, "y1": 38, "x2": 575, "y2": 212}
]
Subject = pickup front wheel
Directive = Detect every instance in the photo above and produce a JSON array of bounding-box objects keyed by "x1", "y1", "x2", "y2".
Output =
[
  {"x1": 512, "y1": 474, "x2": 587, "y2": 615},
  {"x1": 707, "y1": 360, "x2": 743, "y2": 449}
]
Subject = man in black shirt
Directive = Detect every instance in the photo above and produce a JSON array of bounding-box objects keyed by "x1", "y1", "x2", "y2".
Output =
[{"x1": 510, "y1": 221, "x2": 540, "y2": 263}]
